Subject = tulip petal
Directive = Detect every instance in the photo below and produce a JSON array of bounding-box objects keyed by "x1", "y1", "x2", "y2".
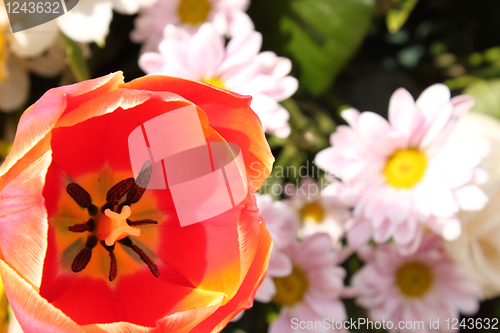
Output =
[
  {"x1": 190, "y1": 219, "x2": 272, "y2": 333},
  {"x1": 121, "y1": 76, "x2": 274, "y2": 191},
  {"x1": 0, "y1": 72, "x2": 123, "y2": 179},
  {"x1": 0, "y1": 260, "x2": 84, "y2": 333},
  {"x1": 0, "y1": 140, "x2": 51, "y2": 288}
]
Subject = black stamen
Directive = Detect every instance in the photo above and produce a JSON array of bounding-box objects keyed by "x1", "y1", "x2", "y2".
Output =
[
  {"x1": 136, "y1": 160, "x2": 153, "y2": 189},
  {"x1": 72, "y1": 248, "x2": 92, "y2": 272},
  {"x1": 102, "y1": 242, "x2": 118, "y2": 281},
  {"x1": 106, "y1": 178, "x2": 135, "y2": 207},
  {"x1": 71, "y1": 235, "x2": 98, "y2": 272},
  {"x1": 66, "y1": 183, "x2": 98, "y2": 216},
  {"x1": 68, "y1": 218, "x2": 95, "y2": 233},
  {"x1": 68, "y1": 223, "x2": 91, "y2": 233},
  {"x1": 127, "y1": 219, "x2": 158, "y2": 227},
  {"x1": 126, "y1": 161, "x2": 153, "y2": 205},
  {"x1": 119, "y1": 237, "x2": 160, "y2": 277}
]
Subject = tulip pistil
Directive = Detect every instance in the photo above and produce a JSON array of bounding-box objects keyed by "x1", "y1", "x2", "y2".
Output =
[{"x1": 65, "y1": 162, "x2": 160, "y2": 281}]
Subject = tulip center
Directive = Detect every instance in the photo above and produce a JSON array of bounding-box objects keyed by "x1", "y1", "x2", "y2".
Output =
[
  {"x1": 202, "y1": 77, "x2": 226, "y2": 90},
  {"x1": 395, "y1": 261, "x2": 434, "y2": 298},
  {"x1": 272, "y1": 266, "x2": 309, "y2": 307},
  {"x1": 384, "y1": 148, "x2": 427, "y2": 189},
  {"x1": 64, "y1": 162, "x2": 160, "y2": 281},
  {"x1": 177, "y1": 0, "x2": 212, "y2": 26},
  {"x1": 299, "y1": 201, "x2": 325, "y2": 223}
]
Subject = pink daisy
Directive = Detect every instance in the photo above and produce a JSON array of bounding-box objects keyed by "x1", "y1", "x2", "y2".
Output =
[
  {"x1": 352, "y1": 234, "x2": 481, "y2": 333},
  {"x1": 315, "y1": 84, "x2": 490, "y2": 248},
  {"x1": 254, "y1": 194, "x2": 296, "y2": 303},
  {"x1": 139, "y1": 23, "x2": 298, "y2": 137},
  {"x1": 131, "y1": 0, "x2": 253, "y2": 52},
  {"x1": 269, "y1": 233, "x2": 347, "y2": 333},
  {"x1": 284, "y1": 178, "x2": 350, "y2": 249}
]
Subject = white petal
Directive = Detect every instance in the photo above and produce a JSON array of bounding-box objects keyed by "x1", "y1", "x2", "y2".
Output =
[
  {"x1": 57, "y1": 0, "x2": 113, "y2": 43},
  {"x1": 455, "y1": 185, "x2": 489, "y2": 211}
]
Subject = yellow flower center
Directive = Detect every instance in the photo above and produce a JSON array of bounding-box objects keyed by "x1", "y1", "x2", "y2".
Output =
[
  {"x1": 177, "y1": 0, "x2": 212, "y2": 26},
  {"x1": 96, "y1": 206, "x2": 141, "y2": 246},
  {"x1": 384, "y1": 148, "x2": 427, "y2": 189},
  {"x1": 299, "y1": 201, "x2": 325, "y2": 223},
  {"x1": 272, "y1": 266, "x2": 309, "y2": 307},
  {"x1": 202, "y1": 77, "x2": 226, "y2": 90},
  {"x1": 395, "y1": 261, "x2": 434, "y2": 298}
]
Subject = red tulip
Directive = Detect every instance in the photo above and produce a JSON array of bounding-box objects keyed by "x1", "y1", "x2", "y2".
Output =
[{"x1": 0, "y1": 72, "x2": 274, "y2": 332}]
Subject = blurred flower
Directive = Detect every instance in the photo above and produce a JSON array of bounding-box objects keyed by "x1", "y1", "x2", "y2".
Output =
[
  {"x1": 284, "y1": 178, "x2": 350, "y2": 249},
  {"x1": 139, "y1": 23, "x2": 298, "y2": 138},
  {"x1": 315, "y1": 84, "x2": 490, "y2": 249},
  {"x1": 0, "y1": 6, "x2": 64, "y2": 112},
  {"x1": 57, "y1": 0, "x2": 156, "y2": 44},
  {"x1": 254, "y1": 194, "x2": 296, "y2": 303},
  {"x1": 269, "y1": 233, "x2": 347, "y2": 333},
  {"x1": 352, "y1": 234, "x2": 481, "y2": 333},
  {"x1": 131, "y1": 0, "x2": 253, "y2": 53},
  {"x1": 445, "y1": 112, "x2": 500, "y2": 299},
  {"x1": 0, "y1": 72, "x2": 274, "y2": 331}
]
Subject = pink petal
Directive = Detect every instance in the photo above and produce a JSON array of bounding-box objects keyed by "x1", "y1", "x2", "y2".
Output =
[{"x1": 388, "y1": 88, "x2": 416, "y2": 136}]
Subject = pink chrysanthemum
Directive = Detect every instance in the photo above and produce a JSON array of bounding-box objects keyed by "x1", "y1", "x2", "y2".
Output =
[
  {"x1": 139, "y1": 23, "x2": 298, "y2": 137},
  {"x1": 315, "y1": 84, "x2": 490, "y2": 248},
  {"x1": 352, "y1": 234, "x2": 481, "y2": 333},
  {"x1": 131, "y1": 0, "x2": 253, "y2": 52},
  {"x1": 269, "y1": 233, "x2": 347, "y2": 333},
  {"x1": 254, "y1": 194, "x2": 296, "y2": 303}
]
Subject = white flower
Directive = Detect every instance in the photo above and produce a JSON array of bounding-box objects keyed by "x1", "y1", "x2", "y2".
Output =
[
  {"x1": 0, "y1": 6, "x2": 64, "y2": 112},
  {"x1": 57, "y1": 0, "x2": 156, "y2": 44},
  {"x1": 139, "y1": 23, "x2": 298, "y2": 138},
  {"x1": 131, "y1": 0, "x2": 254, "y2": 53},
  {"x1": 445, "y1": 112, "x2": 500, "y2": 299}
]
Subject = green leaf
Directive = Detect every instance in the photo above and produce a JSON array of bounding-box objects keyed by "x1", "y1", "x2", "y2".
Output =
[
  {"x1": 280, "y1": 0, "x2": 375, "y2": 96},
  {"x1": 386, "y1": 0, "x2": 419, "y2": 33},
  {"x1": 62, "y1": 33, "x2": 90, "y2": 82},
  {"x1": 464, "y1": 79, "x2": 500, "y2": 119}
]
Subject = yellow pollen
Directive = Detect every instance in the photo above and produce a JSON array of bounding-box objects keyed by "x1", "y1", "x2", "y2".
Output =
[
  {"x1": 202, "y1": 77, "x2": 226, "y2": 90},
  {"x1": 395, "y1": 261, "x2": 434, "y2": 298},
  {"x1": 97, "y1": 206, "x2": 141, "y2": 246},
  {"x1": 384, "y1": 148, "x2": 427, "y2": 189},
  {"x1": 177, "y1": 0, "x2": 212, "y2": 26},
  {"x1": 299, "y1": 201, "x2": 325, "y2": 223},
  {"x1": 272, "y1": 266, "x2": 309, "y2": 307}
]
